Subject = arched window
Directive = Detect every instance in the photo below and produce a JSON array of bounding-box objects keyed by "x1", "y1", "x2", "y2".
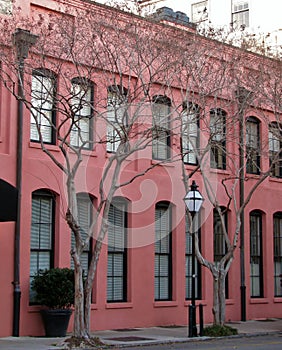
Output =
[
  {"x1": 152, "y1": 95, "x2": 171, "y2": 161},
  {"x1": 273, "y1": 212, "x2": 282, "y2": 297},
  {"x1": 213, "y1": 207, "x2": 229, "y2": 298},
  {"x1": 155, "y1": 201, "x2": 172, "y2": 301},
  {"x1": 107, "y1": 198, "x2": 128, "y2": 302},
  {"x1": 70, "y1": 78, "x2": 94, "y2": 149},
  {"x1": 250, "y1": 210, "x2": 263, "y2": 297},
  {"x1": 106, "y1": 85, "x2": 128, "y2": 153},
  {"x1": 182, "y1": 102, "x2": 199, "y2": 165},
  {"x1": 30, "y1": 190, "x2": 55, "y2": 302},
  {"x1": 246, "y1": 117, "x2": 260, "y2": 174},
  {"x1": 30, "y1": 69, "x2": 56, "y2": 144},
  {"x1": 71, "y1": 193, "x2": 94, "y2": 273},
  {"x1": 210, "y1": 108, "x2": 226, "y2": 170},
  {"x1": 269, "y1": 122, "x2": 282, "y2": 178}
]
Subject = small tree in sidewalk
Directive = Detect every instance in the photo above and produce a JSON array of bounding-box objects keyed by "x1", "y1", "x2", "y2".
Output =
[{"x1": 179, "y1": 48, "x2": 282, "y2": 325}]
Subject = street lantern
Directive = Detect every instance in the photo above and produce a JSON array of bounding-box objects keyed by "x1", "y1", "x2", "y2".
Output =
[
  {"x1": 183, "y1": 180, "x2": 204, "y2": 337},
  {"x1": 183, "y1": 180, "x2": 204, "y2": 214}
]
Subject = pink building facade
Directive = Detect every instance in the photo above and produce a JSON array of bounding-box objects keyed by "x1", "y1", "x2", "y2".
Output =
[{"x1": 0, "y1": 0, "x2": 282, "y2": 337}]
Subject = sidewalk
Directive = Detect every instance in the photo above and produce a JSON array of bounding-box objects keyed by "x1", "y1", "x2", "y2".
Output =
[{"x1": 0, "y1": 318, "x2": 282, "y2": 349}]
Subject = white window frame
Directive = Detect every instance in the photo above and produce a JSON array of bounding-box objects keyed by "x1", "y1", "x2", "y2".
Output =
[
  {"x1": 152, "y1": 96, "x2": 171, "y2": 161},
  {"x1": 250, "y1": 211, "x2": 263, "y2": 298},
  {"x1": 274, "y1": 213, "x2": 282, "y2": 297},
  {"x1": 210, "y1": 108, "x2": 226, "y2": 170},
  {"x1": 269, "y1": 123, "x2": 282, "y2": 178},
  {"x1": 246, "y1": 117, "x2": 260, "y2": 174},
  {"x1": 30, "y1": 70, "x2": 55, "y2": 144},
  {"x1": 232, "y1": 0, "x2": 249, "y2": 29},
  {"x1": 106, "y1": 87, "x2": 128, "y2": 153},
  {"x1": 191, "y1": 1, "x2": 208, "y2": 24},
  {"x1": 154, "y1": 202, "x2": 172, "y2": 301},
  {"x1": 70, "y1": 79, "x2": 93, "y2": 149},
  {"x1": 182, "y1": 103, "x2": 199, "y2": 165},
  {"x1": 30, "y1": 190, "x2": 54, "y2": 302},
  {"x1": 71, "y1": 193, "x2": 93, "y2": 273},
  {"x1": 107, "y1": 199, "x2": 127, "y2": 302}
]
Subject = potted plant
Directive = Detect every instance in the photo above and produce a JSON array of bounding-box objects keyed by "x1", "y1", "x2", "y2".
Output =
[{"x1": 31, "y1": 267, "x2": 75, "y2": 337}]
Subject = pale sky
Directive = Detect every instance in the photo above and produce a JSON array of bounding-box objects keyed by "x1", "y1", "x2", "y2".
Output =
[
  {"x1": 96, "y1": 0, "x2": 282, "y2": 35},
  {"x1": 97, "y1": 0, "x2": 189, "y2": 15}
]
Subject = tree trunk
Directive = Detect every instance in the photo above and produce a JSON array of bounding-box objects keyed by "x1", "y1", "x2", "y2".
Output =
[
  {"x1": 84, "y1": 240, "x2": 103, "y2": 333},
  {"x1": 212, "y1": 269, "x2": 226, "y2": 326},
  {"x1": 213, "y1": 274, "x2": 220, "y2": 325},
  {"x1": 218, "y1": 270, "x2": 226, "y2": 326},
  {"x1": 73, "y1": 257, "x2": 89, "y2": 338}
]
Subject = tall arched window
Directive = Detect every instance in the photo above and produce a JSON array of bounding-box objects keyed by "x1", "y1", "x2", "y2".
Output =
[
  {"x1": 106, "y1": 85, "x2": 128, "y2": 153},
  {"x1": 107, "y1": 198, "x2": 128, "y2": 302},
  {"x1": 30, "y1": 190, "x2": 55, "y2": 302},
  {"x1": 70, "y1": 78, "x2": 94, "y2": 149},
  {"x1": 250, "y1": 210, "x2": 263, "y2": 297},
  {"x1": 269, "y1": 122, "x2": 282, "y2": 178},
  {"x1": 213, "y1": 207, "x2": 229, "y2": 298},
  {"x1": 155, "y1": 202, "x2": 172, "y2": 301},
  {"x1": 210, "y1": 108, "x2": 226, "y2": 170},
  {"x1": 30, "y1": 69, "x2": 56, "y2": 144},
  {"x1": 182, "y1": 102, "x2": 199, "y2": 165},
  {"x1": 246, "y1": 117, "x2": 260, "y2": 174},
  {"x1": 152, "y1": 95, "x2": 171, "y2": 161},
  {"x1": 273, "y1": 212, "x2": 282, "y2": 297},
  {"x1": 71, "y1": 193, "x2": 93, "y2": 273}
]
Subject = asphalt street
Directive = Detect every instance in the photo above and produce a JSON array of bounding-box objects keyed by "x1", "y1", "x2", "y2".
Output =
[{"x1": 116, "y1": 334, "x2": 282, "y2": 350}]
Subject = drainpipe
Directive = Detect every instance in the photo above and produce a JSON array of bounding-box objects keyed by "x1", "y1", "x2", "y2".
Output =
[
  {"x1": 236, "y1": 87, "x2": 247, "y2": 322},
  {"x1": 12, "y1": 28, "x2": 38, "y2": 337}
]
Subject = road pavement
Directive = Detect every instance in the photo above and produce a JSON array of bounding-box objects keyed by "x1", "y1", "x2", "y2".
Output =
[{"x1": 0, "y1": 318, "x2": 281, "y2": 349}]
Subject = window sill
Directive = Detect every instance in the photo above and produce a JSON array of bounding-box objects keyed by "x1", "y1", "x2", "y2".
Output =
[
  {"x1": 154, "y1": 301, "x2": 178, "y2": 308},
  {"x1": 273, "y1": 297, "x2": 282, "y2": 303},
  {"x1": 184, "y1": 300, "x2": 207, "y2": 306},
  {"x1": 28, "y1": 305, "x2": 42, "y2": 313},
  {"x1": 249, "y1": 298, "x2": 269, "y2": 304},
  {"x1": 29, "y1": 141, "x2": 98, "y2": 157},
  {"x1": 105, "y1": 151, "x2": 131, "y2": 160},
  {"x1": 269, "y1": 177, "x2": 282, "y2": 183},
  {"x1": 29, "y1": 141, "x2": 60, "y2": 152},
  {"x1": 106, "y1": 302, "x2": 133, "y2": 309},
  {"x1": 210, "y1": 168, "x2": 230, "y2": 175},
  {"x1": 184, "y1": 162, "x2": 198, "y2": 168},
  {"x1": 245, "y1": 174, "x2": 261, "y2": 180},
  {"x1": 151, "y1": 159, "x2": 175, "y2": 167},
  {"x1": 90, "y1": 303, "x2": 98, "y2": 310}
]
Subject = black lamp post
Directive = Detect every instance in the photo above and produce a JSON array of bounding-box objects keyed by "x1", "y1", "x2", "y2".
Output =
[
  {"x1": 183, "y1": 180, "x2": 204, "y2": 337},
  {"x1": 12, "y1": 28, "x2": 38, "y2": 337}
]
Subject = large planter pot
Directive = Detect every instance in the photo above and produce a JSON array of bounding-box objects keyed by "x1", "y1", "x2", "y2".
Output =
[{"x1": 40, "y1": 309, "x2": 72, "y2": 337}]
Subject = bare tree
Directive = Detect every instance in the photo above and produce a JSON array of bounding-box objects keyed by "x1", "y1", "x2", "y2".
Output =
[
  {"x1": 176, "y1": 39, "x2": 282, "y2": 325},
  {"x1": 0, "y1": 2, "x2": 195, "y2": 340}
]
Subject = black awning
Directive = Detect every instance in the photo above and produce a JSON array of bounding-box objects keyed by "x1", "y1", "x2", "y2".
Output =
[{"x1": 0, "y1": 179, "x2": 18, "y2": 222}]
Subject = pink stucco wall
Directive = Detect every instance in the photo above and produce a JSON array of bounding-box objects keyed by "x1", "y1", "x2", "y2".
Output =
[{"x1": 0, "y1": 0, "x2": 281, "y2": 337}]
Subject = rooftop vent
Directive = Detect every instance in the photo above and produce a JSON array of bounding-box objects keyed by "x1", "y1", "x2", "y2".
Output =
[
  {"x1": 150, "y1": 7, "x2": 190, "y2": 27},
  {"x1": 175, "y1": 11, "x2": 189, "y2": 26}
]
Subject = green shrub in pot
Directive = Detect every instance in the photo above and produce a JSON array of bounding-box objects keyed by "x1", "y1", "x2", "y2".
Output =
[{"x1": 31, "y1": 268, "x2": 75, "y2": 336}]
